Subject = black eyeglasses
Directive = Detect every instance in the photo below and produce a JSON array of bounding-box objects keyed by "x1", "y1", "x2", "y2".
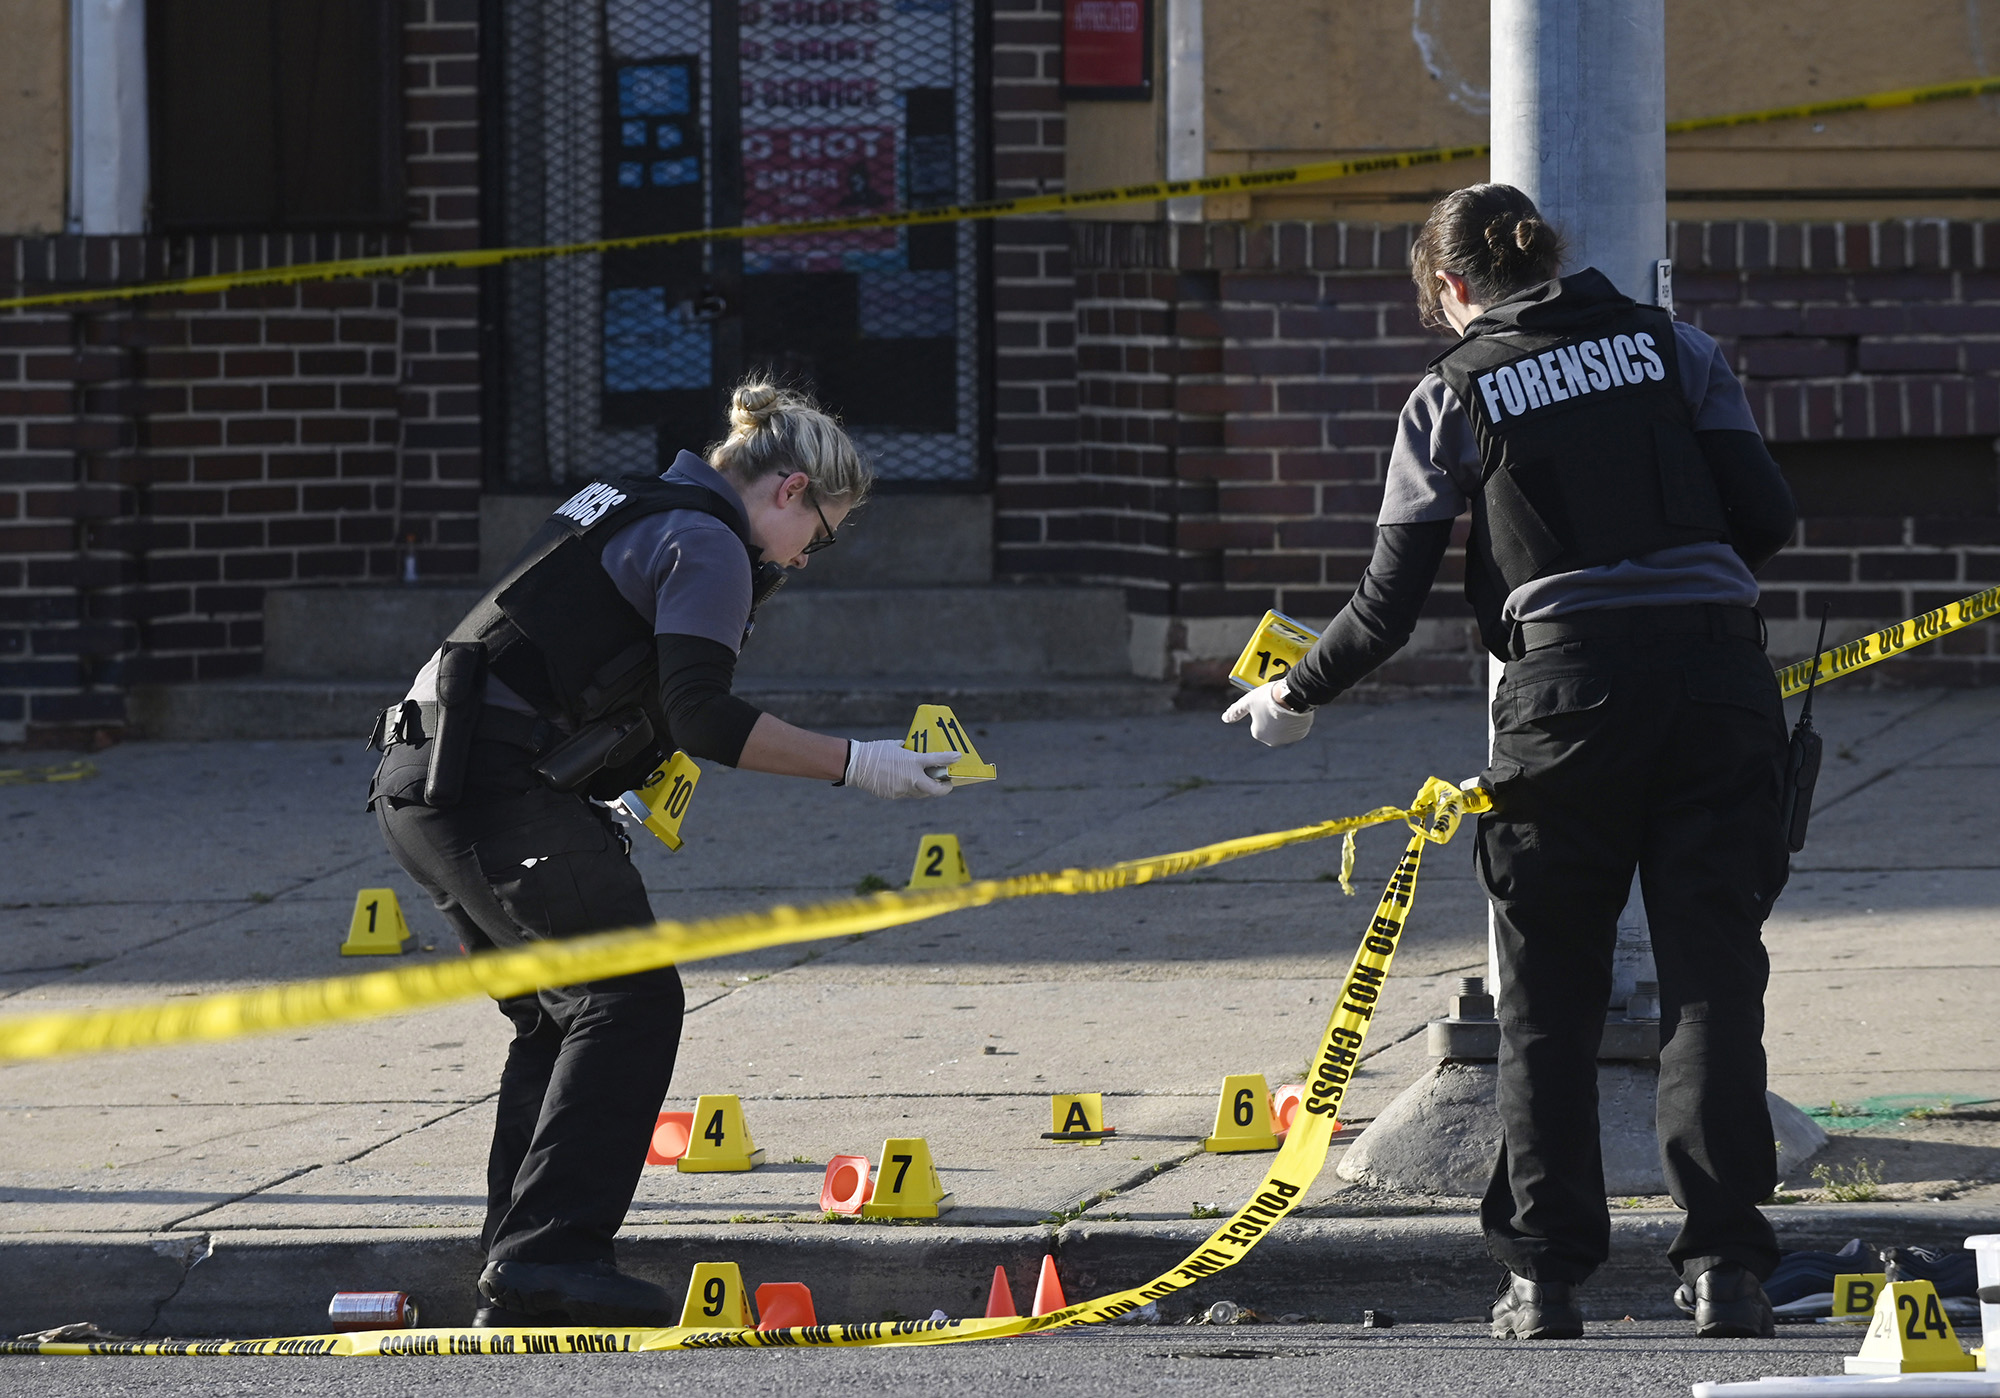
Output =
[{"x1": 802, "y1": 491, "x2": 839, "y2": 555}]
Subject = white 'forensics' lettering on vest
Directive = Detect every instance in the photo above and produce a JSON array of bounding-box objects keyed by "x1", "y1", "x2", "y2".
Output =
[
  {"x1": 555, "y1": 482, "x2": 629, "y2": 528},
  {"x1": 1474, "y1": 332, "x2": 1665, "y2": 422}
]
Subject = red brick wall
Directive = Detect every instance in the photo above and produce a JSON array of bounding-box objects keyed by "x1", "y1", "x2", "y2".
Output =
[
  {"x1": 1673, "y1": 219, "x2": 2000, "y2": 684},
  {"x1": 987, "y1": 0, "x2": 1079, "y2": 563},
  {"x1": 1003, "y1": 217, "x2": 2000, "y2": 690},
  {"x1": 0, "y1": 0, "x2": 482, "y2": 744}
]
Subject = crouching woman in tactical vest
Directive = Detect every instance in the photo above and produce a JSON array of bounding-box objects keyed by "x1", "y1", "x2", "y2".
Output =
[
  {"x1": 1224, "y1": 186, "x2": 1800, "y2": 1341},
  {"x1": 367, "y1": 380, "x2": 954, "y2": 1327}
]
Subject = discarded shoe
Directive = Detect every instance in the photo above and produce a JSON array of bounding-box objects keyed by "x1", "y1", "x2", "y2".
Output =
[
  {"x1": 1490, "y1": 1272, "x2": 1583, "y2": 1339},
  {"x1": 479, "y1": 1259, "x2": 675, "y2": 1327},
  {"x1": 1691, "y1": 1263, "x2": 1776, "y2": 1338},
  {"x1": 1688, "y1": 1239, "x2": 1878, "y2": 1319},
  {"x1": 1883, "y1": 1245, "x2": 1979, "y2": 1297}
]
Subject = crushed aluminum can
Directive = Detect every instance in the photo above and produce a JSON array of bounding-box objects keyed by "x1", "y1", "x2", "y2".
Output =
[
  {"x1": 1205, "y1": 1300, "x2": 1242, "y2": 1325},
  {"x1": 328, "y1": 1291, "x2": 420, "y2": 1332}
]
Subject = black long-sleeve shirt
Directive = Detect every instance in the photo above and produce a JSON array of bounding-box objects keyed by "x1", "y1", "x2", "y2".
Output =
[{"x1": 1286, "y1": 318, "x2": 1797, "y2": 708}]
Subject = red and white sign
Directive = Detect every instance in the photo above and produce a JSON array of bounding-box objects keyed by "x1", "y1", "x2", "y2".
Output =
[
  {"x1": 742, "y1": 126, "x2": 898, "y2": 270},
  {"x1": 1062, "y1": 0, "x2": 1148, "y2": 94}
]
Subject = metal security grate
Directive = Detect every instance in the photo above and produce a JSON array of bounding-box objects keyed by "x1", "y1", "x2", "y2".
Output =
[{"x1": 493, "y1": 0, "x2": 983, "y2": 487}]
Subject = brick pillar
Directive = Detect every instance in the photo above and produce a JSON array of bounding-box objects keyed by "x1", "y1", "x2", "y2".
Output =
[
  {"x1": 397, "y1": 0, "x2": 484, "y2": 581},
  {"x1": 989, "y1": 0, "x2": 1077, "y2": 575},
  {"x1": 0, "y1": 239, "x2": 162, "y2": 745}
]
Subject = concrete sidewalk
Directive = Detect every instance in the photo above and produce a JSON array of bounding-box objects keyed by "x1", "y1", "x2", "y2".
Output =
[{"x1": 2, "y1": 692, "x2": 1996, "y2": 1337}]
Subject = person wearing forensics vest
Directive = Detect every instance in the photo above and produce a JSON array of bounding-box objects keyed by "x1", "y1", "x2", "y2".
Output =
[
  {"x1": 367, "y1": 380, "x2": 956, "y2": 1327},
  {"x1": 1223, "y1": 186, "x2": 1799, "y2": 1340}
]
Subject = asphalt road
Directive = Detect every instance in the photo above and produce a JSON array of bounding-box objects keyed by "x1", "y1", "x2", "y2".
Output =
[{"x1": 0, "y1": 1322, "x2": 1868, "y2": 1398}]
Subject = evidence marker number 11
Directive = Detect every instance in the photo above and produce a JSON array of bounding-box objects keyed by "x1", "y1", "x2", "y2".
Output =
[{"x1": 903, "y1": 704, "x2": 997, "y2": 785}]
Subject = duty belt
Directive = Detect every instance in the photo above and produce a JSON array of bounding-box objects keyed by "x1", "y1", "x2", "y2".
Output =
[
  {"x1": 365, "y1": 700, "x2": 555, "y2": 754},
  {"x1": 1511, "y1": 603, "x2": 1765, "y2": 658}
]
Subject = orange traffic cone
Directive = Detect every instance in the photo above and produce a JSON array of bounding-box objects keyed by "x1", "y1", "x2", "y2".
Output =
[
  {"x1": 985, "y1": 1265, "x2": 1018, "y2": 1319},
  {"x1": 1271, "y1": 1083, "x2": 1306, "y2": 1138},
  {"x1": 1031, "y1": 1255, "x2": 1066, "y2": 1315},
  {"x1": 819, "y1": 1155, "x2": 875, "y2": 1214},
  {"x1": 646, "y1": 1112, "x2": 694, "y2": 1166},
  {"x1": 755, "y1": 1282, "x2": 816, "y2": 1331}
]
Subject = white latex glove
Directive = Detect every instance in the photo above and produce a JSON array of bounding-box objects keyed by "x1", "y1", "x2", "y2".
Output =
[
  {"x1": 1221, "y1": 679, "x2": 1315, "y2": 747},
  {"x1": 842, "y1": 739, "x2": 957, "y2": 799}
]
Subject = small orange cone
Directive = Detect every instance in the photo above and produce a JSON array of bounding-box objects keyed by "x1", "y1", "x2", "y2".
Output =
[
  {"x1": 1271, "y1": 1083, "x2": 1306, "y2": 1138},
  {"x1": 985, "y1": 1265, "x2": 1018, "y2": 1319},
  {"x1": 819, "y1": 1154, "x2": 875, "y2": 1214},
  {"x1": 646, "y1": 1112, "x2": 694, "y2": 1166},
  {"x1": 755, "y1": 1282, "x2": 816, "y2": 1331},
  {"x1": 1031, "y1": 1255, "x2": 1066, "y2": 1315}
]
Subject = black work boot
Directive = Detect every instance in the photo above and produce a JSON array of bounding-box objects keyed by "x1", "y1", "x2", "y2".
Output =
[
  {"x1": 473, "y1": 1296, "x2": 561, "y2": 1328},
  {"x1": 479, "y1": 1259, "x2": 676, "y2": 1327},
  {"x1": 1689, "y1": 1263, "x2": 1775, "y2": 1338},
  {"x1": 1490, "y1": 1272, "x2": 1584, "y2": 1339}
]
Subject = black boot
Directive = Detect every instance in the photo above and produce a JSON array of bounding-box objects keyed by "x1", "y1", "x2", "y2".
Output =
[
  {"x1": 1490, "y1": 1272, "x2": 1584, "y2": 1339},
  {"x1": 479, "y1": 1259, "x2": 676, "y2": 1327},
  {"x1": 473, "y1": 1297, "x2": 562, "y2": 1328},
  {"x1": 1689, "y1": 1263, "x2": 1775, "y2": 1338}
]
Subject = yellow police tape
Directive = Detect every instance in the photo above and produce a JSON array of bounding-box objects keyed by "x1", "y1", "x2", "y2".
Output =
[
  {"x1": 0, "y1": 780, "x2": 1479, "y2": 1358},
  {"x1": 0, "y1": 758, "x2": 95, "y2": 786},
  {"x1": 1228, "y1": 584, "x2": 2000, "y2": 705},
  {"x1": 1775, "y1": 583, "x2": 2000, "y2": 699},
  {"x1": 0, "y1": 777, "x2": 1480, "y2": 1064},
  {"x1": 4, "y1": 75, "x2": 1996, "y2": 312}
]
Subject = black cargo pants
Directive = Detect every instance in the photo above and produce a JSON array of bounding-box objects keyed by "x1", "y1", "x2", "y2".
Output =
[
  {"x1": 1476, "y1": 620, "x2": 1790, "y2": 1288},
  {"x1": 371, "y1": 735, "x2": 683, "y2": 1267}
]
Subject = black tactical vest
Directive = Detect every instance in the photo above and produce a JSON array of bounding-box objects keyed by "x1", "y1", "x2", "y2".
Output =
[
  {"x1": 1429, "y1": 268, "x2": 1730, "y2": 657},
  {"x1": 444, "y1": 473, "x2": 771, "y2": 734}
]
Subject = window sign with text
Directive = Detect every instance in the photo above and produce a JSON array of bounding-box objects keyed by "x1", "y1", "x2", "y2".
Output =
[{"x1": 1061, "y1": 0, "x2": 1150, "y2": 99}]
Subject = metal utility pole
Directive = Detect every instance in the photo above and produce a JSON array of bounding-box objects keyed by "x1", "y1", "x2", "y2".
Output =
[
  {"x1": 1485, "y1": 0, "x2": 1669, "y2": 1003},
  {"x1": 1490, "y1": 0, "x2": 1668, "y2": 304}
]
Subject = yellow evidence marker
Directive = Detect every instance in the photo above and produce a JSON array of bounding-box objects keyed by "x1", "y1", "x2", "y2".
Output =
[
  {"x1": 903, "y1": 704, "x2": 997, "y2": 784},
  {"x1": 614, "y1": 751, "x2": 701, "y2": 851},
  {"x1": 859, "y1": 1137, "x2": 955, "y2": 1218},
  {"x1": 907, "y1": 833, "x2": 971, "y2": 889},
  {"x1": 1205, "y1": 1073, "x2": 1280, "y2": 1152},
  {"x1": 1044, "y1": 1092, "x2": 1112, "y2": 1145},
  {"x1": 1830, "y1": 1272, "x2": 1888, "y2": 1323},
  {"x1": 1845, "y1": 1279, "x2": 1979, "y2": 1374},
  {"x1": 341, "y1": 889, "x2": 411, "y2": 956},
  {"x1": 679, "y1": 1261, "x2": 754, "y2": 1329},
  {"x1": 1228, "y1": 610, "x2": 1320, "y2": 692},
  {"x1": 675, "y1": 1094, "x2": 766, "y2": 1173}
]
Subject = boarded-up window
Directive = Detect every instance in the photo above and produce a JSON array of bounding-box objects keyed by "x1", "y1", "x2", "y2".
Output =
[{"x1": 148, "y1": 0, "x2": 404, "y2": 230}]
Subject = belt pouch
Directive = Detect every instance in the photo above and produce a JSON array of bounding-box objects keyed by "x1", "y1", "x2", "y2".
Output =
[
  {"x1": 531, "y1": 708, "x2": 654, "y2": 793},
  {"x1": 423, "y1": 641, "x2": 488, "y2": 807}
]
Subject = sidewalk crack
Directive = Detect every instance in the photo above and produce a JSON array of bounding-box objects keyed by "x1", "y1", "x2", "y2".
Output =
[
  {"x1": 0, "y1": 852, "x2": 381, "y2": 1005},
  {"x1": 158, "y1": 1093, "x2": 497, "y2": 1231},
  {"x1": 140, "y1": 1232, "x2": 212, "y2": 1338}
]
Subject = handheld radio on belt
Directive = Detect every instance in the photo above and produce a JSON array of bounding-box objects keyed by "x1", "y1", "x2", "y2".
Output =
[{"x1": 1780, "y1": 607, "x2": 1830, "y2": 853}]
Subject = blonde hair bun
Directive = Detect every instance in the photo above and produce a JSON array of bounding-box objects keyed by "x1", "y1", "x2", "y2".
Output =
[
  {"x1": 709, "y1": 376, "x2": 874, "y2": 504},
  {"x1": 729, "y1": 380, "x2": 784, "y2": 431}
]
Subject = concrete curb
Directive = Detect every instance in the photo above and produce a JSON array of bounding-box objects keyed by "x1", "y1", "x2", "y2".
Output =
[
  {"x1": 1059, "y1": 1202, "x2": 2000, "y2": 1324},
  {"x1": 8, "y1": 1203, "x2": 1994, "y2": 1340}
]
